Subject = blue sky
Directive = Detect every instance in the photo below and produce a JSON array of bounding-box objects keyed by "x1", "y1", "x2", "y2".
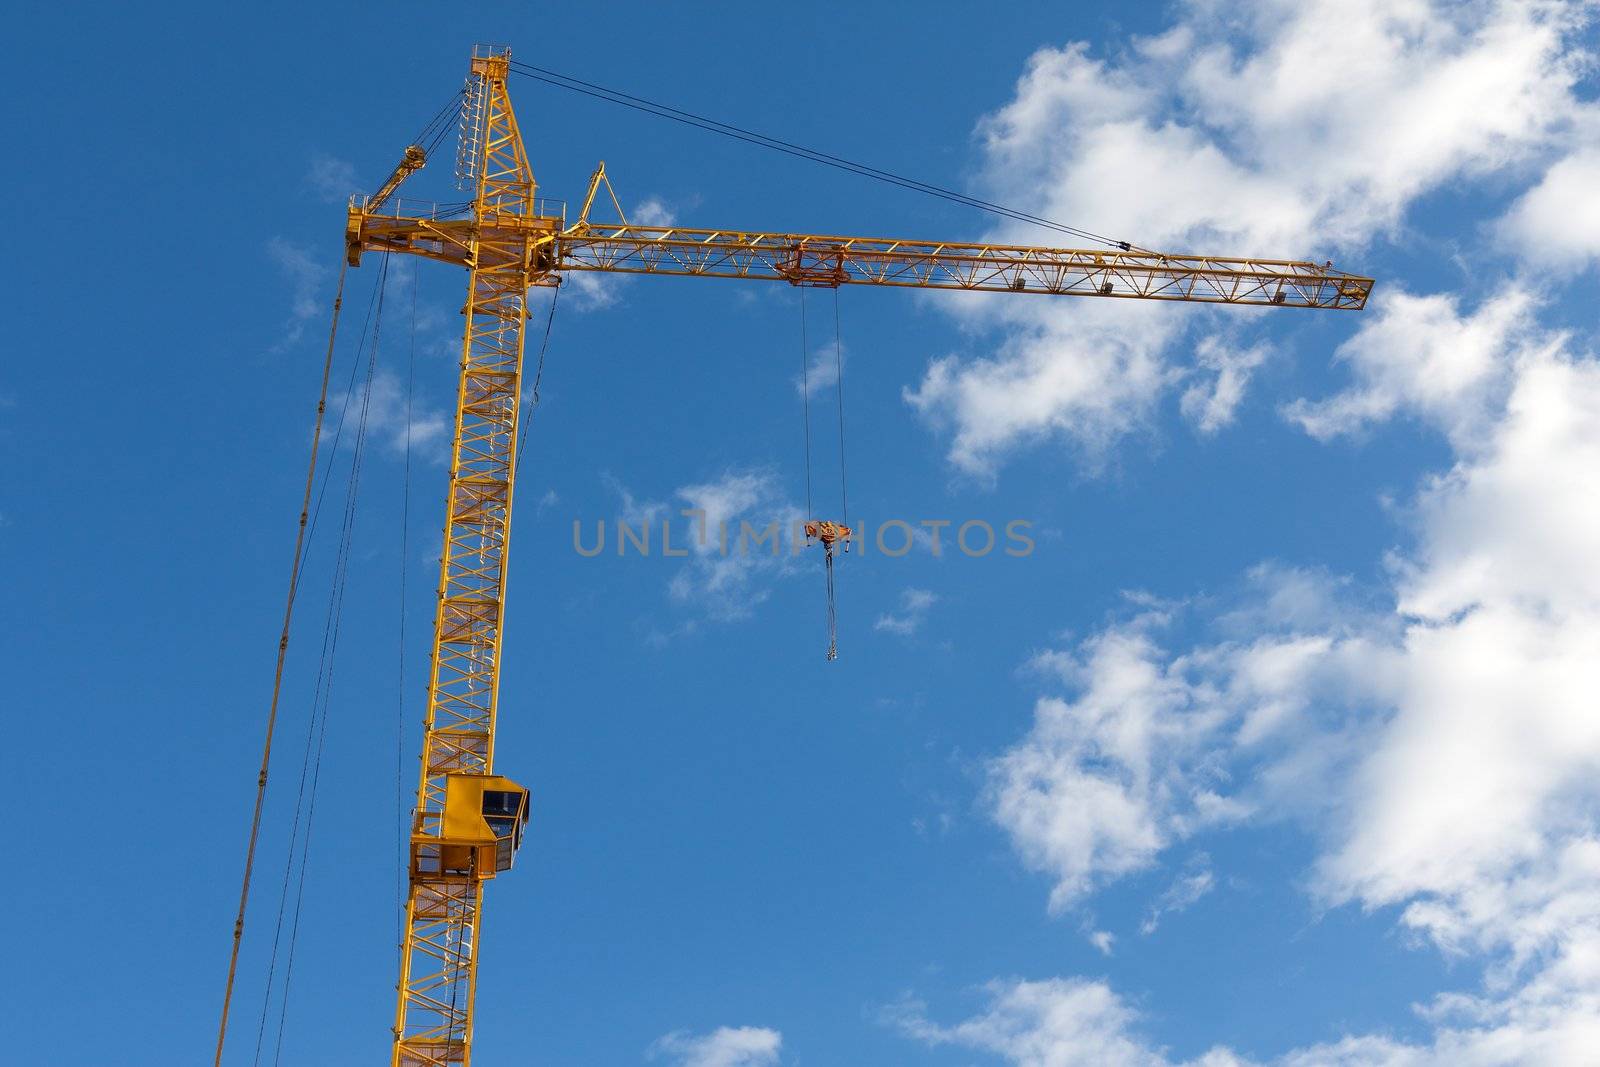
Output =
[{"x1": 6, "y1": 3, "x2": 1600, "y2": 1065}]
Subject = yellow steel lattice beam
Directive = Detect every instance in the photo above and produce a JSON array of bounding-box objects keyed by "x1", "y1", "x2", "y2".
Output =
[
  {"x1": 388, "y1": 46, "x2": 536, "y2": 1067},
  {"x1": 350, "y1": 210, "x2": 1372, "y2": 309}
]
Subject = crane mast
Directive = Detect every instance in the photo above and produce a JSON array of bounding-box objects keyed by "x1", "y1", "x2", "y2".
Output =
[
  {"x1": 339, "y1": 45, "x2": 1374, "y2": 1067},
  {"x1": 383, "y1": 47, "x2": 544, "y2": 1067}
]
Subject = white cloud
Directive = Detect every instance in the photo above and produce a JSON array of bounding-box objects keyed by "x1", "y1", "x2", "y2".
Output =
[
  {"x1": 559, "y1": 198, "x2": 675, "y2": 310},
  {"x1": 665, "y1": 469, "x2": 806, "y2": 622},
  {"x1": 1181, "y1": 337, "x2": 1271, "y2": 435},
  {"x1": 1400, "y1": 354, "x2": 1600, "y2": 619},
  {"x1": 306, "y1": 153, "x2": 359, "y2": 203},
  {"x1": 875, "y1": 587, "x2": 938, "y2": 636},
  {"x1": 650, "y1": 1026, "x2": 781, "y2": 1067},
  {"x1": 633, "y1": 196, "x2": 678, "y2": 227},
  {"x1": 908, "y1": 0, "x2": 1592, "y2": 475},
  {"x1": 1314, "y1": 351, "x2": 1600, "y2": 943},
  {"x1": 561, "y1": 270, "x2": 620, "y2": 311},
  {"x1": 266, "y1": 238, "x2": 329, "y2": 351},
  {"x1": 970, "y1": 0, "x2": 1585, "y2": 256},
  {"x1": 894, "y1": 972, "x2": 1600, "y2": 1067},
  {"x1": 1283, "y1": 288, "x2": 1535, "y2": 442},
  {"x1": 992, "y1": 626, "x2": 1194, "y2": 908},
  {"x1": 603, "y1": 473, "x2": 667, "y2": 530},
  {"x1": 795, "y1": 340, "x2": 844, "y2": 398},
  {"x1": 988, "y1": 579, "x2": 1385, "y2": 911},
  {"x1": 906, "y1": 300, "x2": 1184, "y2": 477},
  {"x1": 903, "y1": 5, "x2": 1600, "y2": 1065},
  {"x1": 1498, "y1": 141, "x2": 1600, "y2": 269},
  {"x1": 1166, "y1": 0, "x2": 1586, "y2": 252},
  {"x1": 1140, "y1": 855, "x2": 1215, "y2": 935},
  {"x1": 360, "y1": 369, "x2": 450, "y2": 459},
  {"x1": 889, "y1": 979, "x2": 1180, "y2": 1067},
  {"x1": 979, "y1": 289, "x2": 1600, "y2": 1061}
]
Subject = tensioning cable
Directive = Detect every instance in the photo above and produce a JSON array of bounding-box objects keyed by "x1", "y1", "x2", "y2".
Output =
[
  {"x1": 515, "y1": 282, "x2": 561, "y2": 476},
  {"x1": 507, "y1": 60, "x2": 1146, "y2": 251}
]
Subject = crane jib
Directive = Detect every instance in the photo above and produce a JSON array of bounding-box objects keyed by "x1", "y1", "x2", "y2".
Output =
[{"x1": 348, "y1": 209, "x2": 1372, "y2": 309}]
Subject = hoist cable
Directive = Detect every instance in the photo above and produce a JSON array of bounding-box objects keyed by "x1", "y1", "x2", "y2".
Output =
[
  {"x1": 213, "y1": 256, "x2": 349, "y2": 1067},
  {"x1": 269, "y1": 255, "x2": 389, "y2": 1067},
  {"x1": 824, "y1": 550, "x2": 839, "y2": 662},
  {"x1": 832, "y1": 290, "x2": 849, "y2": 528},
  {"x1": 507, "y1": 61, "x2": 1142, "y2": 251},
  {"x1": 798, "y1": 288, "x2": 814, "y2": 518}
]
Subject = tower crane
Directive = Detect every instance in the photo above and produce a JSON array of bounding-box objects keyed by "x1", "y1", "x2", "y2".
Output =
[{"x1": 293, "y1": 44, "x2": 1372, "y2": 1067}]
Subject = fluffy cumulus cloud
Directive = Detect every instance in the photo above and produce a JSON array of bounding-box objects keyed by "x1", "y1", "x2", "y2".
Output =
[
  {"x1": 906, "y1": 0, "x2": 1594, "y2": 475},
  {"x1": 1282, "y1": 288, "x2": 1537, "y2": 441},
  {"x1": 896, "y1": 971, "x2": 1600, "y2": 1067},
  {"x1": 651, "y1": 1026, "x2": 782, "y2": 1067},
  {"x1": 1180, "y1": 337, "x2": 1272, "y2": 435},
  {"x1": 990, "y1": 569, "x2": 1392, "y2": 912},
  {"x1": 969, "y1": 291, "x2": 1600, "y2": 1061},
  {"x1": 632, "y1": 196, "x2": 678, "y2": 228},
  {"x1": 890, "y1": 979, "x2": 1180, "y2": 1067},
  {"x1": 664, "y1": 469, "x2": 805, "y2": 621},
  {"x1": 1319, "y1": 350, "x2": 1600, "y2": 938},
  {"x1": 897, "y1": 3, "x2": 1600, "y2": 1062},
  {"x1": 906, "y1": 299, "x2": 1185, "y2": 477},
  {"x1": 1497, "y1": 104, "x2": 1600, "y2": 269},
  {"x1": 359, "y1": 369, "x2": 451, "y2": 459}
]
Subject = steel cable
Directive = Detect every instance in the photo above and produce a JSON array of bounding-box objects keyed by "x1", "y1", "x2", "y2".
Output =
[
  {"x1": 247, "y1": 263, "x2": 388, "y2": 1067},
  {"x1": 508, "y1": 61, "x2": 1143, "y2": 251},
  {"x1": 267, "y1": 255, "x2": 390, "y2": 1067},
  {"x1": 398, "y1": 263, "x2": 419, "y2": 947},
  {"x1": 798, "y1": 288, "x2": 814, "y2": 518},
  {"x1": 411, "y1": 90, "x2": 466, "y2": 155},
  {"x1": 515, "y1": 283, "x2": 560, "y2": 476},
  {"x1": 213, "y1": 256, "x2": 350, "y2": 1067},
  {"x1": 832, "y1": 289, "x2": 848, "y2": 527}
]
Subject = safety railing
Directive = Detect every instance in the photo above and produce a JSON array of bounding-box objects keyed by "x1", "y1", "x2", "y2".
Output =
[{"x1": 349, "y1": 194, "x2": 567, "y2": 226}]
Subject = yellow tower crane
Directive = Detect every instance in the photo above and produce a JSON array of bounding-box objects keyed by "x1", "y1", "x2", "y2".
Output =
[{"x1": 324, "y1": 44, "x2": 1372, "y2": 1067}]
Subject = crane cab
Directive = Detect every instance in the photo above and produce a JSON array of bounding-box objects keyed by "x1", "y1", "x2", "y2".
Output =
[{"x1": 412, "y1": 773, "x2": 530, "y2": 880}]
